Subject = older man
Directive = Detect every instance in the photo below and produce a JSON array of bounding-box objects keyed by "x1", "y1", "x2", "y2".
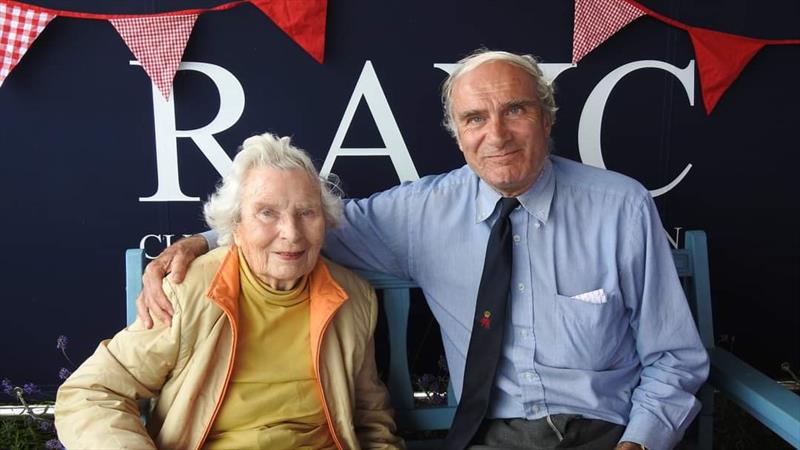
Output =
[{"x1": 139, "y1": 50, "x2": 709, "y2": 450}]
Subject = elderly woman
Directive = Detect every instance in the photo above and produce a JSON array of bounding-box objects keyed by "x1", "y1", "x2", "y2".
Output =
[{"x1": 55, "y1": 133, "x2": 403, "y2": 449}]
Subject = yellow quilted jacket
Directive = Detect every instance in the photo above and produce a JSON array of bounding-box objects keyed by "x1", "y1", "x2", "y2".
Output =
[{"x1": 55, "y1": 246, "x2": 403, "y2": 450}]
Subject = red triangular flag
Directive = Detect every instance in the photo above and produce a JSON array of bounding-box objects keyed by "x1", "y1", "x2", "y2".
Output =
[
  {"x1": 250, "y1": 0, "x2": 327, "y2": 63},
  {"x1": 688, "y1": 27, "x2": 766, "y2": 114},
  {"x1": 111, "y1": 14, "x2": 198, "y2": 99},
  {"x1": 573, "y1": 0, "x2": 646, "y2": 64},
  {"x1": 0, "y1": 3, "x2": 54, "y2": 86}
]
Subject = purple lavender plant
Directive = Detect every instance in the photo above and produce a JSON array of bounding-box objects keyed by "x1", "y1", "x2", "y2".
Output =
[
  {"x1": 56, "y1": 335, "x2": 68, "y2": 350},
  {"x1": 58, "y1": 367, "x2": 72, "y2": 381},
  {"x1": 0, "y1": 335, "x2": 74, "y2": 449},
  {"x1": 22, "y1": 382, "x2": 40, "y2": 396},
  {"x1": 45, "y1": 439, "x2": 65, "y2": 449},
  {"x1": 56, "y1": 335, "x2": 76, "y2": 367},
  {"x1": 38, "y1": 420, "x2": 54, "y2": 432},
  {"x1": 1, "y1": 378, "x2": 13, "y2": 396}
]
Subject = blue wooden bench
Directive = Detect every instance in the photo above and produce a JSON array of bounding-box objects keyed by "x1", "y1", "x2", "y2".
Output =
[{"x1": 124, "y1": 230, "x2": 800, "y2": 449}]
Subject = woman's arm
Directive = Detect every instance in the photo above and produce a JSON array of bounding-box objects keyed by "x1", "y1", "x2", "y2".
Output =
[
  {"x1": 352, "y1": 288, "x2": 405, "y2": 449},
  {"x1": 55, "y1": 284, "x2": 182, "y2": 449}
]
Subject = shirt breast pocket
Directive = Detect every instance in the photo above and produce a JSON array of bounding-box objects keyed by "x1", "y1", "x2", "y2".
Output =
[{"x1": 553, "y1": 291, "x2": 626, "y2": 370}]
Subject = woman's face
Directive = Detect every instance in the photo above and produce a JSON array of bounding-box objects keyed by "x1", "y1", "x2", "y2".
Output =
[{"x1": 233, "y1": 167, "x2": 326, "y2": 290}]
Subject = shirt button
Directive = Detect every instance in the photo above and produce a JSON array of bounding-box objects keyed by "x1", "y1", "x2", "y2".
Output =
[
  {"x1": 517, "y1": 283, "x2": 525, "y2": 292},
  {"x1": 534, "y1": 222, "x2": 541, "y2": 228},
  {"x1": 524, "y1": 372, "x2": 535, "y2": 381},
  {"x1": 513, "y1": 234, "x2": 521, "y2": 243},
  {"x1": 520, "y1": 329, "x2": 528, "y2": 337}
]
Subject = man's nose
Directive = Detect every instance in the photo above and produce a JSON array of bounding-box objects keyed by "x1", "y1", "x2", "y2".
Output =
[{"x1": 486, "y1": 116, "x2": 511, "y2": 146}]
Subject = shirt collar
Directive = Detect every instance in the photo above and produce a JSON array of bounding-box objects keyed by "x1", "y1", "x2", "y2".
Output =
[{"x1": 474, "y1": 156, "x2": 555, "y2": 224}]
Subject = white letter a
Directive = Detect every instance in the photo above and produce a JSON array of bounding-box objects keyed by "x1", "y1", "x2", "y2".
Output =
[{"x1": 321, "y1": 61, "x2": 419, "y2": 182}]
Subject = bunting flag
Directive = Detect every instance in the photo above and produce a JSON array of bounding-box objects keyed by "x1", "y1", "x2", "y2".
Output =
[
  {"x1": 250, "y1": 0, "x2": 328, "y2": 64},
  {"x1": 0, "y1": 2, "x2": 53, "y2": 86},
  {"x1": 572, "y1": 0, "x2": 645, "y2": 64},
  {"x1": 573, "y1": 0, "x2": 800, "y2": 114},
  {"x1": 111, "y1": 14, "x2": 198, "y2": 99},
  {"x1": 687, "y1": 27, "x2": 766, "y2": 114}
]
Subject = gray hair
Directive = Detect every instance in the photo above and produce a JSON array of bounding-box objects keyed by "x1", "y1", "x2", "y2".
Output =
[
  {"x1": 203, "y1": 132, "x2": 344, "y2": 246},
  {"x1": 441, "y1": 49, "x2": 558, "y2": 138}
]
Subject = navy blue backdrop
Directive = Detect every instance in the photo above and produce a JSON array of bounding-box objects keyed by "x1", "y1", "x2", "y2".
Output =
[{"x1": 0, "y1": 1, "x2": 798, "y2": 387}]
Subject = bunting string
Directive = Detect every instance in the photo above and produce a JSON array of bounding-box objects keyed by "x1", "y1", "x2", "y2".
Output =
[{"x1": 0, "y1": 0, "x2": 246, "y2": 20}]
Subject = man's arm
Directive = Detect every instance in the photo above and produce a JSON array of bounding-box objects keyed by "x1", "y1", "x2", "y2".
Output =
[
  {"x1": 137, "y1": 233, "x2": 210, "y2": 328},
  {"x1": 618, "y1": 195, "x2": 710, "y2": 450},
  {"x1": 324, "y1": 185, "x2": 415, "y2": 279}
]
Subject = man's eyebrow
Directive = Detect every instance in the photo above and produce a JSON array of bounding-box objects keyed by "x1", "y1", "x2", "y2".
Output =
[
  {"x1": 457, "y1": 108, "x2": 485, "y2": 120},
  {"x1": 505, "y1": 99, "x2": 538, "y2": 108}
]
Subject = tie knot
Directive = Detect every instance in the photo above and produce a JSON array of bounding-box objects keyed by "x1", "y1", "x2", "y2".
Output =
[{"x1": 498, "y1": 197, "x2": 519, "y2": 220}]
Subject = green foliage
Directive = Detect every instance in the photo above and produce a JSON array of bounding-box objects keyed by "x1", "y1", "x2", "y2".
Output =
[{"x1": 0, "y1": 415, "x2": 58, "y2": 450}]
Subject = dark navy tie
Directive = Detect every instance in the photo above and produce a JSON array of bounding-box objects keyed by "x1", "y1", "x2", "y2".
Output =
[{"x1": 444, "y1": 197, "x2": 519, "y2": 449}]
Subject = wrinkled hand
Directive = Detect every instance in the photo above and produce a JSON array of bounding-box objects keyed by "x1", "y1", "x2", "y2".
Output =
[
  {"x1": 615, "y1": 442, "x2": 644, "y2": 450},
  {"x1": 136, "y1": 234, "x2": 209, "y2": 328}
]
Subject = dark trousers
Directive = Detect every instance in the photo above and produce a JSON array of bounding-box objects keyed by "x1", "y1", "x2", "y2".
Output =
[{"x1": 467, "y1": 415, "x2": 626, "y2": 450}]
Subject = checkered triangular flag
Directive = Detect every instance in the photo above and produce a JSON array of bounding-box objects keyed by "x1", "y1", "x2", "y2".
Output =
[
  {"x1": 111, "y1": 14, "x2": 197, "y2": 99},
  {"x1": 573, "y1": 0, "x2": 646, "y2": 64},
  {"x1": 0, "y1": 2, "x2": 54, "y2": 86}
]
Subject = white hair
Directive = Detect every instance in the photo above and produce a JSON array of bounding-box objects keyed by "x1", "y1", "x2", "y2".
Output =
[
  {"x1": 441, "y1": 49, "x2": 558, "y2": 138},
  {"x1": 203, "y1": 132, "x2": 343, "y2": 245}
]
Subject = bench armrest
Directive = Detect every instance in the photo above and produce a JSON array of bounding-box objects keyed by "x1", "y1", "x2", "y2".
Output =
[{"x1": 709, "y1": 347, "x2": 800, "y2": 447}]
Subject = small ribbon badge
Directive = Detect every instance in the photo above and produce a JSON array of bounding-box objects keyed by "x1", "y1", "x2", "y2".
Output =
[{"x1": 479, "y1": 310, "x2": 492, "y2": 330}]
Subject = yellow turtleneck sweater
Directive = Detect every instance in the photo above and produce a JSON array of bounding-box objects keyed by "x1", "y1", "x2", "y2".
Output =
[{"x1": 203, "y1": 250, "x2": 335, "y2": 450}]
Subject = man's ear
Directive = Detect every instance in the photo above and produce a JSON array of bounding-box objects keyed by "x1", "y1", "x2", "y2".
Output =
[{"x1": 540, "y1": 118, "x2": 553, "y2": 142}]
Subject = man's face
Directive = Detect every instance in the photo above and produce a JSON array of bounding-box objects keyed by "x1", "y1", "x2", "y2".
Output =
[
  {"x1": 233, "y1": 167, "x2": 326, "y2": 290},
  {"x1": 451, "y1": 61, "x2": 552, "y2": 197}
]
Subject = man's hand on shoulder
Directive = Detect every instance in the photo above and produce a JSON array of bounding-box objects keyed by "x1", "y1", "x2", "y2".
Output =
[{"x1": 136, "y1": 234, "x2": 209, "y2": 328}]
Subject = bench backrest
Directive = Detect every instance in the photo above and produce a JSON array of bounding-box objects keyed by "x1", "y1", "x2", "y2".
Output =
[{"x1": 124, "y1": 229, "x2": 714, "y2": 436}]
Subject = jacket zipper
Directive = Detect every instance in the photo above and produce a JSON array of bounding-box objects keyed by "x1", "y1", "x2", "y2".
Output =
[
  {"x1": 314, "y1": 305, "x2": 346, "y2": 450},
  {"x1": 194, "y1": 307, "x2": 239, "y2": 450}
]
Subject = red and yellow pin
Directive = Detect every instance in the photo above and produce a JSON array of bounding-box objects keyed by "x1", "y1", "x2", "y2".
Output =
[{"x1": 479, "y1": 310, "x2": 492, "y2": 329}]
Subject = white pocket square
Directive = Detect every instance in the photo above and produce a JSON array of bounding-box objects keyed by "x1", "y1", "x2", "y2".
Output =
[{"x1": 570, "y1": 289, "x2": 607, "y2": 304}]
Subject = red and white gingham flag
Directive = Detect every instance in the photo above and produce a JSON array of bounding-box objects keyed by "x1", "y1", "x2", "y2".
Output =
[
  {"x1": 0, "y1": 2, "x2": 54, "y2": 86},
  {"x1": 573, "y1": 0, "x2": 646, "y2": 64},
  {"x1": 111, "y1": 14, "x2": 197, "y2": 99}
]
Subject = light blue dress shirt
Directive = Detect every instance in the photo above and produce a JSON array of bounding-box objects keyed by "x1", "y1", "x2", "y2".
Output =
[{"x1": 203, "y1": 155, "x2": 709, "y2": 450}]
